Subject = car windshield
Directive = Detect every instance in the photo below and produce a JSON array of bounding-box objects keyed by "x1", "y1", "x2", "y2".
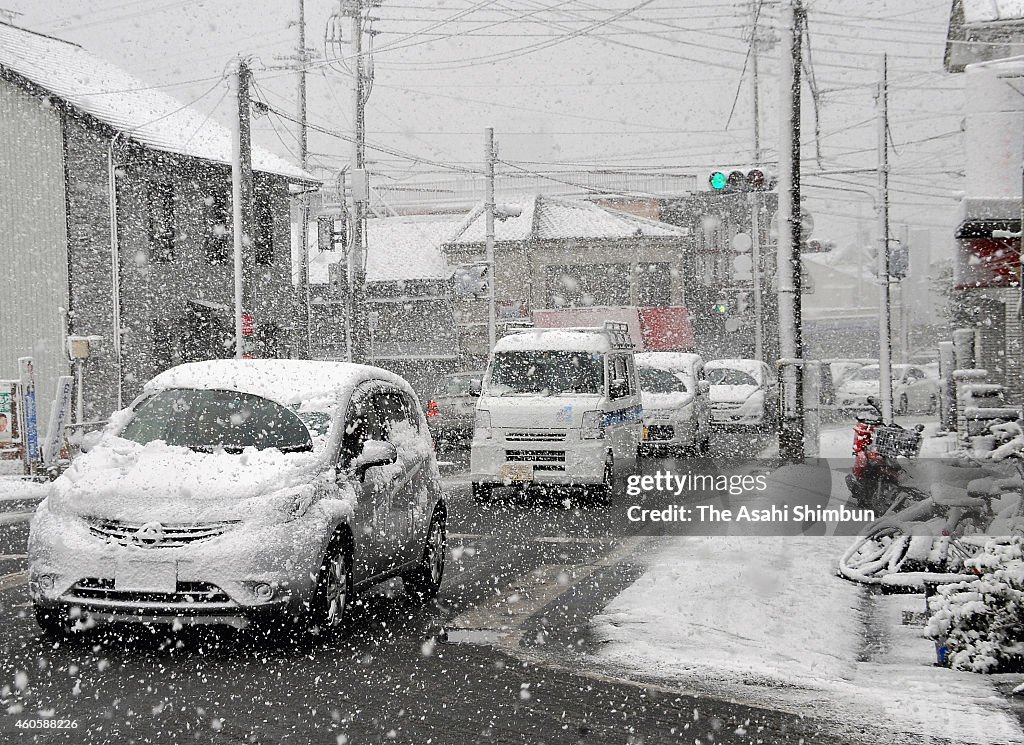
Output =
[
  {"x1": 707, "y1": 368, "x2": 758, "y2": 386},
  {"x1": 638, "y1": 367, "x2": 689, "y2": 394},
  {"x1": 439, "y1": 376, "x2": 477, "y2": 397},
  {"x1": 847, "y1": 367, "x2": 880, "y2": 381},
  {"x1": 486, "y1": 351, "x2": 605, "y2": 395},
  {"x1": 121, "y1": 388, "x2": 314, "y2": 453}
]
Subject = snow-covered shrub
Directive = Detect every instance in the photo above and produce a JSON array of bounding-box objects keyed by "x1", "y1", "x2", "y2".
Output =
[{"x1": 926, "y1": 540, "x2": 1024, "y2": 673}]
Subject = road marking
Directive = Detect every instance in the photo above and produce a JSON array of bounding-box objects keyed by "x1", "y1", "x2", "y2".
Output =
[
  {"x1": 0, "y1": 570, "x2": 28, "y2": 592},
  {"x1": 0, "y1": 554, "x2": 27, "y2": 561},
  {"x1": 0, "y1": 512, "x2": 33, "y2": 526}
]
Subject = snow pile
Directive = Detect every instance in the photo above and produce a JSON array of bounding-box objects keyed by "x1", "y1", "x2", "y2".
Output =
[{"x1": 927, "y1": 540, "x2": 1024, "y2": 673}]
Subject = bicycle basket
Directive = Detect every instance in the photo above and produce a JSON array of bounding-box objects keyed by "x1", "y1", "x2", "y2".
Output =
[{"x1": 870, "y1": 426, "x2": 922, "y2": 458}]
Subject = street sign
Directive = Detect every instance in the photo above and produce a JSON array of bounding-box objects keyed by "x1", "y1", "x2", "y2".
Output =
[{"x1": 18, "y1": 357, "x2": 38, "y2": 466}]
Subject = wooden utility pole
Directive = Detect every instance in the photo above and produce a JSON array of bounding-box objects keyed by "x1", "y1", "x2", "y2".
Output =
[
  {"x1": 230, "y1": 57, "x2": 253, "y2": 359},
  {"x1": 776, "y1": 0, "x2": 805, "y2": 461}
]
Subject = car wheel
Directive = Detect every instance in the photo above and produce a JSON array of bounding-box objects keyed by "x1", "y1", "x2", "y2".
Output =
[
  {"x1": 308, "y1": 533, "x2": 353, "y2": 635},
  {"x1": 34, "y1": 604, "x2": 73, "y2": 640},
  {"x1": 471, "y1": 482, "x2": 493, "y2": 503},
  {"x1": 592, "y1": 459, "x2": 615, "y2": 506},
  {"x1": 403, "y1": 510, "x2": 447, "y2": 602}
]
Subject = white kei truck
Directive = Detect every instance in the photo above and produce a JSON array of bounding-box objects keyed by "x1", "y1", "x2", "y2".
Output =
[{"x1": 469, "y1": 322, "x2": 641, "y2": 503}]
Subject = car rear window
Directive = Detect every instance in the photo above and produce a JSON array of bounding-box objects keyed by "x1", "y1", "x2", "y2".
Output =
[{"x1": 121, "y1": 388, "x2": 313, "y2": 453}]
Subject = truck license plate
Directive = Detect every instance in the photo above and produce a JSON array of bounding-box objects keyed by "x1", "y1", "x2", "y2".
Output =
[{"x1": 501, "y1": 464, "x2": 534, "y2": 483}]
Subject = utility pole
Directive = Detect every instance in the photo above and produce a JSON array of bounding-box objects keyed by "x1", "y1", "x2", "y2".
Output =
[
  {"x1": 749, "y1": 0, "x2": 764, "y2": 361},
  {"x1": 296, "y1": 0, "x2": 312, "y2": 358},
  {"x1": 230, "y1": 57, "x2": 253, "y2": 360},
  {"x1": 340, "y1": 0, "x2": 374, "y2": 361},
  {"x1": 777, "y1": 0, "x2": 805, "y2": 461},
  {"x1": 877, "y1": 53, "x2": 894, "y2": 422},
  {"x1": 485, "y1": 127, "x2": 497, "y2": 352}
]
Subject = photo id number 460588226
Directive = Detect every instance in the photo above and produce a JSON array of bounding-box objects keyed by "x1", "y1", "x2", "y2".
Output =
[{"x1": 10, "y1": 718, "x2": 80, "y2": 730}]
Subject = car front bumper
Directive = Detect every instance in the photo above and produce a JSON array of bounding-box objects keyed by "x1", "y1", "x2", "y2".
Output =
[
  {"x1": 29, "y1": 503, "x2": 328, "y2": 628},
  {"x1": 469, "y1": 436, "x2": 609, "y2": 486}
]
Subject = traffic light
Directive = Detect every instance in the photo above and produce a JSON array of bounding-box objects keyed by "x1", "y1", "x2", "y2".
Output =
[
  {"x1": 713, "y1": 300, "x2": 729, "y2": 315},
  {"x1": 708, "y1": 168, "x2": 774, "y2": 193}
]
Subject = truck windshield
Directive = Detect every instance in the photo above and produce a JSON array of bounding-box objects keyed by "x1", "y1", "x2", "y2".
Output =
[{"x1": 486, "y1": 351, "x2": 605, "y2": 396}]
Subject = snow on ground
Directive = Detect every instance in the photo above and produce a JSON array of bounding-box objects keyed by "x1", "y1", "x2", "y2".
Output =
[
  {"x1": 591, "y1": 536, "x2": 1023, "y2": 744},
  {"x1": 589, "y1": 419, "x2": 1023, "y2": 744}
]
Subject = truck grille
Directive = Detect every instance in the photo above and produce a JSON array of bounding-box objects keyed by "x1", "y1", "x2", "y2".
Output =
[
  {"x1": 504, "y1": 430, "x2": 566, "y2": 442},
  {"x1": 505, "y1": 449, "x2": 566, "y2": 463},
  {"x1": 86, "y1": 519, "x2": 239, "y2": 548},
  {"x1": 645, "y1": 425, "x2": 675, "y2": 441}
]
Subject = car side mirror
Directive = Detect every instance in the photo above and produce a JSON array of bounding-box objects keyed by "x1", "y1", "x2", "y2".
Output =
[
  {"x1": 352, "y1": 439, "x2": 398, "y2": 481},
  {"x1": 468, "y1": 379, "x2": 482, "y2": 398},
  {"x1": 609, "y1": 378, "x2": 629, "y2": 399},
  {"x1": 698, "y1": 380, "x2": 711, "y2": 395}
]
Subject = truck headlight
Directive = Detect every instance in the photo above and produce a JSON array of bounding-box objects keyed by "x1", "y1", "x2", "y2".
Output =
[
  {"x1": 581, "y1": 410, "x2": 605, "y2": 439},
  {"x1": 475, "y1": 409, "x2": 492, "y2": 439}
]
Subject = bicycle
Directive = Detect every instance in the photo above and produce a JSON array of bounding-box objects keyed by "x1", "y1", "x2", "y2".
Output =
[{"x1": 845, "y1": 397, "x2": 926, "y2": 516}]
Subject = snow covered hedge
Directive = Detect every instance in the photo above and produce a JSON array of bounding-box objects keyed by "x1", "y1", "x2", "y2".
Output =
[{"x1": 926, "y1": 540, "x2": 1024, "y2": 673}]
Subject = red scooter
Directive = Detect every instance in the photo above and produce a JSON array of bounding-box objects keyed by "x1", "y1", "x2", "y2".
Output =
[{"x1": 845, "y1": 397, "x2": 924, "y2": 513}]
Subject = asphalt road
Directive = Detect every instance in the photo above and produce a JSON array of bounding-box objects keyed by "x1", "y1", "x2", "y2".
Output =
[{"x1": 0, "y1": 436, "x2": 876, "y2": 745}]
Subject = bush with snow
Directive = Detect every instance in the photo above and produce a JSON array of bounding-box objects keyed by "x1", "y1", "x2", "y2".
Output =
[{"x1": 926, "y1": 540, "x2": 1024, "y2": 673}]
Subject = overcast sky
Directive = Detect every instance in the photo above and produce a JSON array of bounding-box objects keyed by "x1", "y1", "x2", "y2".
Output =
[{"x1": 3, "y1": 0, "x2": 962, "y2": 255}]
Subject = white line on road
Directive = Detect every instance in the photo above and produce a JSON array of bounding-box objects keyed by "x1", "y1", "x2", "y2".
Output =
[
  {"x1": 0, "y1": 571, "x2": 28, "y2": 592},
  {"x1": 0, "y1": 512, "x2": 33, "y2": 526},
  {"x1": 0, "y1": 554, "x2": 27, "y2": 561}
]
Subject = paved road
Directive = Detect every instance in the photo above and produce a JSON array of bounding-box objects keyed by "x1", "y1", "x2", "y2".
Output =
[{"x1": 0, "y1": 439, "x2": 876, "y2": 745}]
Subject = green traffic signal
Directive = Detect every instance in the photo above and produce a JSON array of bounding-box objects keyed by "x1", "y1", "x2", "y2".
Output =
[
  {"x1": 709, "y1": 171, "x2": 728, "y2": 190},
  {"x1": 713, "y1": 301, "x2": 728, "y2": 314}
]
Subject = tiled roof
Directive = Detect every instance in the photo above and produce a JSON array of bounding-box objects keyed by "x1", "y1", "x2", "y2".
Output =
[
  {"x1": 446, "y1": 194, "x2": 688, "y2": 245},
  {"x1": 0, "y1": 22, "x2": 315, "y2": 182}
]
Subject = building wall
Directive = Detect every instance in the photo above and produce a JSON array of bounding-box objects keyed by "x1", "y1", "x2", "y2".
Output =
[
  {"x1": 62, "y1": 116, "x2": 299, "y2": 418},
  {"x1": 0, "y1": 77, "x2": 70, "y2": 427},
  {"x1": 444, "y1": 236, "x2": 688, "y2": 365}
]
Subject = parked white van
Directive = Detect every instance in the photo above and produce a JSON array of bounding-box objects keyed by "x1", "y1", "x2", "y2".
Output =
[{"x1": 470, "y1": 322, "x2": 641, "y2": 502}]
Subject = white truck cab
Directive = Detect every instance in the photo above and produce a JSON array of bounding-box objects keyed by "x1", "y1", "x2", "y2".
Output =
[{"x1": 470, "y1": 322, "x2": 641, "y2": 502}]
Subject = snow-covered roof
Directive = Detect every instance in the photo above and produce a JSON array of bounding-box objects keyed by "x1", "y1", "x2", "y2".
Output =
[
  {"x1": 635, "y1": 352, "x2": 703, "y2": 373},
  {"x1": 0, "y1": 22, "x2": 315, "y2": 182},
  {"x1": 308, "y1": 213, "x2": 462, "y2": 285},
  {"x1": 495, "y1": 328, "x2": 616, "y2": 353},
  {"x1": 963, "y1": 0, "x2": 1024, "y2": 24},
  {"x1": 446, "y1": 195, "x2": 689, "y2": 246},
  {"x1": 144, "y1": 359, "x2": 409, "y2": 408}
]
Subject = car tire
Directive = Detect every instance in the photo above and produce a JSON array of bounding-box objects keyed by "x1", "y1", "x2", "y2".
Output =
[
  {"x1": 592, "y1": 459, "x2": 616, "y2": 506},
  {"x1": 34, "y1": 604, "x2": 73, "y2": 640},
  {"x1": 471, "y1": 482, "x2": 493, "y2": 504},
  {"x1": 403, "y1": 510, "x2": 447, "y2": 602},
  {"x1": 307, "y1": 532, "x2": 354, "y2": 636}
]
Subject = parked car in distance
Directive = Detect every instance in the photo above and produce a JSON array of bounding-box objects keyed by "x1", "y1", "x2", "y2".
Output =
[
  {"x1": 705, "y1": 359, "x2": 775, "y2": 430},
  {"x1": 634, "y1": 352, "x2": 711, "y2": 455},
  {"x1": 425, "y1": 370, "x2": 484, "y2": 449},
  {"x1": 29, "y1": 360, "x2": 447, "y2": 639},
  {"x1": 835, "y1": 363, "x2": 938, "y2": 414}
]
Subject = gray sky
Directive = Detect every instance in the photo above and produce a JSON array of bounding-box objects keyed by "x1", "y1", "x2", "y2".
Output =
[{"x1": 4, "y1": 0, "x2": 962, "y2": 251}]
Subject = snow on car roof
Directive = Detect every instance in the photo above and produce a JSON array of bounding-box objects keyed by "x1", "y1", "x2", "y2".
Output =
[
  {"x1": 144, "y1": 359, "x2": 411, "y2": 408},
  {"x1": 494, "y1": 328, "x2": 615, "y2": 353},
  {"x1": 634, "y1": 352, "x2": 702, "y2": 372}
]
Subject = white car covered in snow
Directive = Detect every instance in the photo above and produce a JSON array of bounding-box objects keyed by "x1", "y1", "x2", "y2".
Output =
[
  {"x1": 705, "y1": 359, "x2": 775, "y2": 430},
  {"x1": 634, "y1": 352, "x2": 711, "y2": 455},
  {"x1": 836, "y1": 363, "x2": 938, "y2": 414},
  {"x1": 470, "y1": 322, "x2": 641, "y2": 502},
  {"x1": 29, "y1": 360, "x2": 447, "y2": 638}
]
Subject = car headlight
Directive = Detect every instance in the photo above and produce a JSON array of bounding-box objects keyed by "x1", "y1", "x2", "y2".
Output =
[
  {"x1": 581, "y1": 410, "x2": 605, "y2": 439},
  {"x1": 475, "y1": 409, "x2": 492, "y2": 439}
]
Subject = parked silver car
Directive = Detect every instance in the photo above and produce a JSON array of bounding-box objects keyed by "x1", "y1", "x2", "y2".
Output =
[
  {"x1": 425, "y1": 371, "x2": 484, "y2": 448},
  {"x1": 28, "y1": 360, "x2": 447, "y2": 638}
]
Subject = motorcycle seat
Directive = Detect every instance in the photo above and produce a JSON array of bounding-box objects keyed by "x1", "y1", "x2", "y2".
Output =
[{"x1": 931, "y1": 483, "x2": 987, "y2": 508}]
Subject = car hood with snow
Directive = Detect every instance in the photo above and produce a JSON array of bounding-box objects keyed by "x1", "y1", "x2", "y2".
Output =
[{"x1": 709, "y1": 385, "x2": 762, "y2": 405}]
